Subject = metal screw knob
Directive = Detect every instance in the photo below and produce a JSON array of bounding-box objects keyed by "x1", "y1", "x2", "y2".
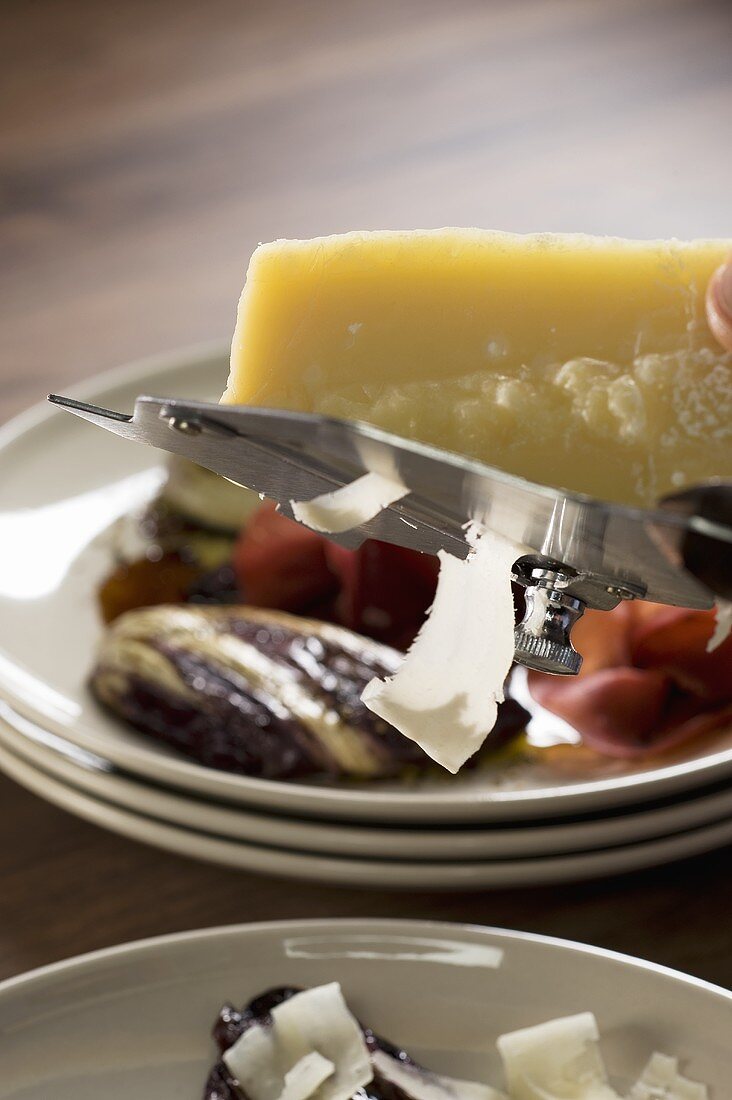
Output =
[
  {"x1": 513, "y1": 569, "x2": 585, "y2": 676},
  {"x1": 166, "y1": 415, "x2": 203, "y2": 436}
]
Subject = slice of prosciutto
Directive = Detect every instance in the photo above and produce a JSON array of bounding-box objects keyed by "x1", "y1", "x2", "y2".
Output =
[{"x1": 528, "y1": 603, "x2": 732, "y2": 758}]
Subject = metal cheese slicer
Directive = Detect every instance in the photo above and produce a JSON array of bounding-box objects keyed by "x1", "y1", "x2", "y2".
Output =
[{"x1": 48, "y1": 393, "x2": 732, "y2": 676}]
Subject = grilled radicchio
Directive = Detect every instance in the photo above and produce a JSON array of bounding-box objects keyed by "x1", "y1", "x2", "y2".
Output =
[{"x1": 90, "y1": 605, "x2": 528, "y2": 780}]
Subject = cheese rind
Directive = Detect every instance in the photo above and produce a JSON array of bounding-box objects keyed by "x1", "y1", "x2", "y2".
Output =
[{"x1": 224, "y1": 230, "x2": 732, "y2": 506}]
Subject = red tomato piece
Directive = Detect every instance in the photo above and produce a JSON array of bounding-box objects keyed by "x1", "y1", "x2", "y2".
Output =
[
  {"x1": 233, "y1": 503, "x2": 338, "y2": 613},
  {"x1": 324, "y1": 539, "x2": 439, "y2": 648}
]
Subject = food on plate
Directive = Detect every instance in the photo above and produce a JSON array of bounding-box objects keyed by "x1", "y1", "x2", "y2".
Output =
[
  {"x1": 203, "y1": 982, "x2": 708, "y2": 1100},
  {"x1": 285, "y1": 482, "x2": 522, "y2": 771},
  {"x1": 162, "y1": 452, "x2": 262, "y2": 532},
  {"x1": 98, "y1": 456, "x2": 255, "y2": 622},
  {"x1": 529, "y1": 602, "x2": 732, "y2": 758},
  {"x1": 286, "y1": 480, "x2": 521, "y2": 772},
  {"x1": 291, "y1": 471, "x2": 407, "y2": 534},
  {"x1": 235, "y1": 502, "x2": 441, "y2": 649},
  {"x1": 627, "y1": 1053, "x2": 708, "y2": 1100},
  {"x1": 223, "y1": 229, "x2": 732, "y2": 508},
  {"x1": 361, "y1": 523, "x2": 521, "y2": 773},
  {"x1": 93, "y1": 457, "x2": 732, "y2": 782},
  {"x1": 90, "y1": 604, "x2": 528, "y2": 780},
  {"x1": 100, "y1": 459, "x2": 440, "y2": 649}
]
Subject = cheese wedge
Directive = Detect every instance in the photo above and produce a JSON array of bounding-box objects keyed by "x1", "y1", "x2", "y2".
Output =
[{"x1": 224, "y1": 230, "x2": 732, "y2": 507}]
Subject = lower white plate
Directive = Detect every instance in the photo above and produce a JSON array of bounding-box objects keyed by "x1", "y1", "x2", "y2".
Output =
[
  {"x1": 3, "y1": 710, "x2": 732, "y2": 861},
  {"x1": 1, "y1": 918, "x2": 730, "y2": 1099},
  {"x1": 1, "y1": 736, "x2": 731, "y2": 889}
]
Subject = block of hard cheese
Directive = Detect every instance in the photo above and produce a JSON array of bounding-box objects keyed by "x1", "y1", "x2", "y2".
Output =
[{"x1": 223, "y1": 230, "x2": 732, "y2": 507}]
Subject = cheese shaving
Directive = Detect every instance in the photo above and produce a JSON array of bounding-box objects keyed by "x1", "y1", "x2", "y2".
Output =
[
  {"x1": 707, "y1": 599, "x2": 732, "y2": 653},
  {"x1": 271, "y1": 983, "x2": 371, "y2": 1095},
  {"x1": 372, "y1": 1049, "x2": 507, "y2": 1100},
  {"x1": 223, "y1": 983, "x2": 371, "y2": 1100},
  {"x1": 627, "y1": 1052, "x2": 707, "y2": 1100},
  {"x1": 281, "y1": 1053, "x2": 336, "y2": 1100},
  {"x1": 361, "y1": 523, "x2": 520, "y2": 773},
  {"x1": 496, "y1": 1013, "x2": 621, "y2": 1100},
  {"x1": 223, "y1": 1021, "x2": 282, "y2": 1100},
  {"x1": 290, "y1": 471, "x2": 407, "y2": 533}
]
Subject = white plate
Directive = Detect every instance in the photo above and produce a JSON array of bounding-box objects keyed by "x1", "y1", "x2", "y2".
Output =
[
  {"x1": 1, "y1": 918, "x2": 730, "y2": 1099},
  {"x1": 3, "y1": 708, "x2": 732, "y2": 861},
  {"x1": 2, "y1": 344, "x2": 732, "y2": 824},
  {"x1": 1, "y1": 736, "x2": 731, "y2": 888}
]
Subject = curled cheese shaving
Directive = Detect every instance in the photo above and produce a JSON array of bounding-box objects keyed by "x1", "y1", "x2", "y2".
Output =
[
  {"x1": 291, "y1": 471, "x2": 407, "y2": 533},
  {"x1": 362, "y1": 524, "x2": 520, "y2": 773}
]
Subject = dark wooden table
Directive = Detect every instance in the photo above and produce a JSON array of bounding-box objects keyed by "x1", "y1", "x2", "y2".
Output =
[{"x1": 2, "y1": 0, "x2": 731, "y2": 987}]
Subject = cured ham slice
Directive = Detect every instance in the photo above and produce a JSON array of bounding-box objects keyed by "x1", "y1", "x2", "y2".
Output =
[{"x1": 529, "y1": 604, "x2": 732, "y2": 758}]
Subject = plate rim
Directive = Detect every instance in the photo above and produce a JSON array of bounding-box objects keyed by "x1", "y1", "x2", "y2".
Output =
[
  {"x1": 0, "y1": 338, "x2": 230, "y2": 451},
  {"x1": 3, "y1": 342, "x2": 732, "y2": 823},
  {"x1": 3, "y1": 710, "x2": 732, "y2": 860},
  {"x1": 1, "y1": 734, "x2": 731, "y2": 890},
  {"x1": 2, "y1": 915, "x2": 731, "y2": 1007}
]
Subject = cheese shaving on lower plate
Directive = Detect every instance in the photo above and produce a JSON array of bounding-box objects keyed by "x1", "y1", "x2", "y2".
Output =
[
  {"x1": 281, "y1": 1052, "x2": 336, "y2": 1100},
  {"x1": 223, "y1": 982, "x2": 371, "y2": 1100},
  {"x1": 497, "y1": 1013, "x2": 620, "y2": 1100},
  {"x1": 627, "y1": 1052, "x2": 707, "y2": 1100},
  {"x1": 290, "y1": 471, "x2": 407, "y2": 533},
  {"x1": 361, "y1": 523, "x2": 520, "y2": 773}
]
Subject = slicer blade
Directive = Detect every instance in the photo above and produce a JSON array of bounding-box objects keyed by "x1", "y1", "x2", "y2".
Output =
[{"x1": 48, "y1": 393, "x2": 729, "y2": 674}]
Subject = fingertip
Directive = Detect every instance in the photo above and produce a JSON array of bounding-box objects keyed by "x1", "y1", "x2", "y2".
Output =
[{"x1": 706, "y1": 259, "x2": 732, "y2": 354}]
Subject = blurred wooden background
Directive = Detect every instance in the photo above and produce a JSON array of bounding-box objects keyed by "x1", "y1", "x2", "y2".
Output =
[{"x1": 1, "y1": 0, "x2": 732, "y2": 984}]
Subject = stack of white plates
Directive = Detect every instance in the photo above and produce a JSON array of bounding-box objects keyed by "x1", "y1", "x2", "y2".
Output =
[{"x1": 1, "y1": 346, "x2": 730, "y2": 889}]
